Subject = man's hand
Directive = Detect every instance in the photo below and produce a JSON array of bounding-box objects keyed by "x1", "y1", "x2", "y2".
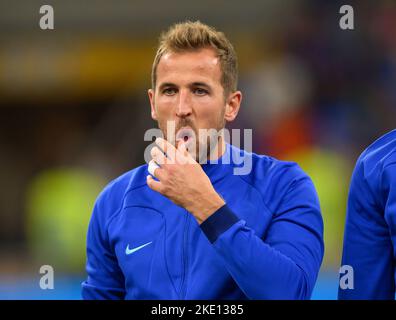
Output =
[{"x1": 147, "y1": 137, "x2": 225, "y2": 224}]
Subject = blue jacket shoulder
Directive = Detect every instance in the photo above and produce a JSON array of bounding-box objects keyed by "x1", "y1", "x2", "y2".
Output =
[
  {"x1": 93, "y1": 164, "x2": 148, "y2": 223},
  {"x1": 354, "y1": 129, "x2": 396, "y2": 205},
  {"x1": 358, "y1": 129, "x2": 396, "y2": 171},
  {"x1": 232, "y1": 146, "x2": 317, "y2": 213}
]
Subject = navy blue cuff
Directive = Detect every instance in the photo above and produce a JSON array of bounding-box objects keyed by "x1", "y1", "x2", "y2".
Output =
[{"x1": 200, "y1": 205, "x2": 240, "y2": 243}]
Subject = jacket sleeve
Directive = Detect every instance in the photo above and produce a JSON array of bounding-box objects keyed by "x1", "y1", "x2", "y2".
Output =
[
  {"x1": 200, "y1": 174, "x2": 324, "y2": 299},
  {"x1": 384, "y1": 164, "x2": 396, "y2": 297},
  {"x1": 338, "y1": 161, "x2": 395, "y2": 299},
  {"x1": 81, "y1": 195, "x2": 126, "y2": 300}
]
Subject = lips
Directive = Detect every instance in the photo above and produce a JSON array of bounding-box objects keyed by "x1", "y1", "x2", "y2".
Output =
[{"x1": 176, "y1": 127, "x2": 195, "y2": 144}]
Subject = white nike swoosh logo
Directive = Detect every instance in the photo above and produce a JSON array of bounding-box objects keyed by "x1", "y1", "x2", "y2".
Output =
[{"x1": 125, "y1": 241, "x2": 153, "y2": 255}]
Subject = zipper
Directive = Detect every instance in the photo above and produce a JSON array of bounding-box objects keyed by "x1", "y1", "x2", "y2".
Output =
[{"x1": 179, "y1": 211, "x2": 191, "y2": 299}]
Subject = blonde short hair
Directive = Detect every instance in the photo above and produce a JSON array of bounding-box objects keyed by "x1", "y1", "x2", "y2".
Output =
[{"x1": 151, "y1": 20, "x2": 238, "y2": 96}]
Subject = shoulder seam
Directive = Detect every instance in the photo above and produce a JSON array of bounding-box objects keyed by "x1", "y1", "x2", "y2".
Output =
[
  {"x1": 382, "y1": 149, "x2": 396, "y2": 168},
  {"x1": 236, "y1": 162, "x2": 308, "y2": 215},
  {"x1": 104, "y1": 191, "x2": 128, "y2": 244},
  {"x1": 384, "y1": 161, "x2": 396, "y2": 169},
  {"x1": 104, "y1": 183, "x2": 151, "y2": 238},
  {"x1": 235, "y1": 174, "x2": 273, "y2": 217}
]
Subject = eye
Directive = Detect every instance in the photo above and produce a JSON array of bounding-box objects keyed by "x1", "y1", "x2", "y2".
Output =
[
  {"x1": 194, "y1": 88, "x2": 208, "y2": 96},
  {"x1": 163, "y1": 88, "x2": 177, "y2": 96}
]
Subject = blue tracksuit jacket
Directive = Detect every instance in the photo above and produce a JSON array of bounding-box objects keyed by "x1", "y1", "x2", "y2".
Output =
[
  {"x1": 339, "y1": 129, "x2": 396, "y2": 299},
  {"x1": 82, "y1": 143, "x2": 324, "y2": 299}
]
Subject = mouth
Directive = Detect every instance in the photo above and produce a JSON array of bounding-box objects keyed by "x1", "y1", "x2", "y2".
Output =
[{"x1": 176, "y1": 127, "x2": 195, "y2": 145}]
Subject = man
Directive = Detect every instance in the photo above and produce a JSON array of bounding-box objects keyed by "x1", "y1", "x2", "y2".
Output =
[
  {"x1": 339, "y1": 129, "x2": 396, "y2": 299},
  {"x1": 82, "y1": 21, "x2": 324, "y2": 300}
]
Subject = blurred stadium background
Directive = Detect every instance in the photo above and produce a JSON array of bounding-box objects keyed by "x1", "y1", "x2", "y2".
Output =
[{"x1": 1, "y1": 0, "x2": 395, "y2": 299}]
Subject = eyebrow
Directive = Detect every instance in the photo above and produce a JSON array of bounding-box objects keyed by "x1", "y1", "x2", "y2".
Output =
[
  {"x1": 158, "y1": 82, "x2": 177, "y2": 91},
  {"x1": 158, "y1": 82, "x2": 212, "y2": 91},
  {"x1": 190, "y1": 82, "x2": 212, "y2": 90}
]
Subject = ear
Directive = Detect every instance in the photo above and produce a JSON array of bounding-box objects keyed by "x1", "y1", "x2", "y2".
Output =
[
  {"x1": 148, "y1": 88, "x2": 158, "y2": 121},
  {"x1": 224, "y1": 91, "x2": 242, "y2": 122}
]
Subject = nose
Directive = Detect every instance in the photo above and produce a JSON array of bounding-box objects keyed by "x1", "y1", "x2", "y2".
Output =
[{"x1": 176, "y1": 89, "x2": 192, "y2": 118}]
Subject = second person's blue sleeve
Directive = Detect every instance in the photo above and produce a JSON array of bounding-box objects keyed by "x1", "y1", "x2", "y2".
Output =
[{"x1": 338, "y1": 161, "x2": 395, "y2": 299}]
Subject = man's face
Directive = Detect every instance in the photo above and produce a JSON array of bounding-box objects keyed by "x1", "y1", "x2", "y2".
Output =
[{"x1": 148, "y1": 48, "x2": 232, "y2": 162}]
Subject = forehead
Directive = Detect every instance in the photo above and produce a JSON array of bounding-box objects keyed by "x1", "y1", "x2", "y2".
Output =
[{"x1": 156, "y1": 48, "x2": 222, "y2": 85}]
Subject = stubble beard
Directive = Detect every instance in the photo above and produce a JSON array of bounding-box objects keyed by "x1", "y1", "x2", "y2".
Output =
[{"x1": 157, "y1": 112, "x2": 226, "y2": 164}]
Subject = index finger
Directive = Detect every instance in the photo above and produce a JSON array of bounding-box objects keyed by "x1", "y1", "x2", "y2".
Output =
[{"x1": 155, "y1": 137, "x2": 177, "y2": 162}]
